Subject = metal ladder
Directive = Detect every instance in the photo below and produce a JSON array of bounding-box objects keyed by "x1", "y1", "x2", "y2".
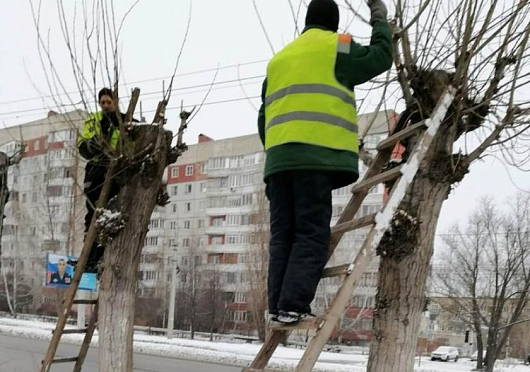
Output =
[{"x1": 244, "y1": 87, "x2": 455, "y2": 372}]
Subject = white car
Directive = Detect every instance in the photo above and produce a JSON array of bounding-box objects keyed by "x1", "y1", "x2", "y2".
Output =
[{"x1": 431, "y1": 346, "x2": 459, "y2": 362}]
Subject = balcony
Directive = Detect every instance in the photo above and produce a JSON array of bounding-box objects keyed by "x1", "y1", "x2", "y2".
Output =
[
  {"x1": 205, "y1": 224, "x2": 253, "y2": 235},
  {"x1": 206, "y1": 204, "x2": 256, "y2": 216},
  {"x1": 204, "y1": 244, "x2": 252, "y2": 254}
]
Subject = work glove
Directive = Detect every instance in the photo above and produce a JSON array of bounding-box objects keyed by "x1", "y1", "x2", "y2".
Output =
[
  {"x1": 367, "y1": 0, "x2": 388, "y2": 25},
  {"x1": 79, "y1": 137, "x2": 106, "y2": 160}
]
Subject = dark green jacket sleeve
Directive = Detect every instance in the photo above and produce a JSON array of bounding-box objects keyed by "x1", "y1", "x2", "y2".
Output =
[
  {"x1": 257, "y1": 78, "x2": 267, "y2": 146},
  {"x1": 336, "y1": 20, "x2": 393, "y2": 88}
]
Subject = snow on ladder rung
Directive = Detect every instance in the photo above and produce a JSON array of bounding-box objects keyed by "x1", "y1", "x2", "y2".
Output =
[
  {"x1": 351, "y1": 165, "x2": 404, "y2": 194},
  {"x1": 376, "y1": 120, "x2": 427, "y2": 151}
]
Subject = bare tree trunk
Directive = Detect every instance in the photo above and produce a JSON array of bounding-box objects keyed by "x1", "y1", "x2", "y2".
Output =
[
  {"x1": 98, "y1": 126, "x2": 172, "y2": 371},
  {"x1": 368, "y1": 180, "x2": 450, "y2": 372},
  {"x1": 0, "y1": 152, "x2": 14, "y2": 315}
]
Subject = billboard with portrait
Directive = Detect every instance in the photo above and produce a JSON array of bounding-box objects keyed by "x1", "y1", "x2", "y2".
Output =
[{"x1": 45, "y1": 253, "x2": 97, "y2": 291}]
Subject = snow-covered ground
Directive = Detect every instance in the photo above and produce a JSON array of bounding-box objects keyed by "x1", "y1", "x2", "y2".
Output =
[{"x1": 0, "y1": 316, "x2": 527, "y2": 371}]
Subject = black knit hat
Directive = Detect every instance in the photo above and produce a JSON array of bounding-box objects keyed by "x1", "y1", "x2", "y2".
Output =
[{"x1": 305, "y1": 0, "x2": 340, "y2": 32}]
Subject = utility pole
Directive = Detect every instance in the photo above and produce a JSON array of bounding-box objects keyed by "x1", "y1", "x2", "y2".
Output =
[{"x1": 167, "y1": 247, "x2": 178, "y2": 339}]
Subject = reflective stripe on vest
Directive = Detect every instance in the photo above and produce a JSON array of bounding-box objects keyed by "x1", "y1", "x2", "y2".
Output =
[{"x1": 264, "y1": 29, "x2": 358, "y2": 153}]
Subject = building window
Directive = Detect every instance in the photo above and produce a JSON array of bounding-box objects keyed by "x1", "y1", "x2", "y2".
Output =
[
  {"x1": 169, "y1": 238, "x2": 178, "y2": 246},
  {"x1": 211, "y1": 236, "x2": 223, "y2": 245},
  {"x1": 186, "y1": 165, "x2": 194, "y2": 176},
  {"x1": 170, "y1": 221, "x2": 177, "y2": 230},
  {"x1": 240, "y1": 174, "x2": 253, "y2": 186},
  {"x1": 185, "y1": 202, "x2": 192, "y2": 212},
  {"x1": 231, "y1": 310, "x2": 247, "y2": 323},
  {"x1": 182, "y1": 238, "x2": 190, "y2": 247},
  {"x1": 201, "y1": 162, "x2": 208, "y2": 174},
  {"x1": 242, "y1": 194, "x2": 253, "y2": 205},
  {"x1": 171, "y1": 203, "x2": 177, "y2": 213},
  {"x1": 185, "y1": 184, "x2": 192, "y2": 194},
  {"x1": 184, "y1": 220, "x2": 191, "y2": 229},
  {"x1": 149, "y1": 219, "x2": 161, "y2": 229},
  {"x1": 209, "y1": 157, "x2": 227, "y2": 170},
  {"x1": 235, "y1": 292, "x2": 247, "y2": 303},
  {"x1": 227, "y1": 235, "x2": 238, "y2": 245},
  {"x1": 227, "y1": 272, "x2": 236, "y2": 283},
  {"x1": 171, "y1": 185, "x2": 178, "y2": 196},
  {"x1": 171, "y1": 167, "x2": 179, "y2": 178},
  {"x1": 227, "y1": 215, "x2": 240, "y2": 226},
  {"x1": 34, "y1": 140, "x2": 40, "y2": 151},
  {"x1": 198, "y1": 219, "x2": 205, "y2": 228},
  {"x1": 144, "y1": 236, "x2": 159, "y2": 246},
  {"x1": 238, "y1": 254, "x2": 248, "y2": 264},
  {"x1": 143, "y1": 271, "x2": 159, "y2": 281},
  {"x1": 212, "y1": 255, "x2": 221, "y2": 264},
  {"x1": 21, "y1": 193, "x2": 27, "y2": 203},
  {"x1": 201, "y1": 182, "x2": 207, "y2": 193},
  {"x1": 244, "y1": 154, "x2": 256, "y2": 166}
]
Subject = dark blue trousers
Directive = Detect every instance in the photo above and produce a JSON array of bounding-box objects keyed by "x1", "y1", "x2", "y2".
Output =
[{"x1": 267, "y1": 170, "x2": 333, "y2": 313}]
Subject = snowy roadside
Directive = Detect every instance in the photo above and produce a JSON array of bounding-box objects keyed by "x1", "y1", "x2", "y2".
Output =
[
  {"x1": 0, "y1": 317, "x2": 365, "y2": 372},
  {"x1": 0, "y1": 317, "x2": 527, "y2": 372}
]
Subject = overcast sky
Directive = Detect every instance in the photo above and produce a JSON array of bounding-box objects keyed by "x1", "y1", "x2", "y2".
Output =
[{"x1": 0, "y1": 0, "x2": 528, "y2": 250}]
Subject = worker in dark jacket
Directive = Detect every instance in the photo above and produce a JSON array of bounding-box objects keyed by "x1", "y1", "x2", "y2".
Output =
[
  {"x1": 77, "y1": 88, "x2": 129, "y2": 272},
  {"x1": 258, "y1": 0, "x2": 393, "y2": 323}
]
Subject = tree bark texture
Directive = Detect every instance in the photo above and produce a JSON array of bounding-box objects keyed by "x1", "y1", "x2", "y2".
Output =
[
  {"x1": 367, "y1": 178, "x2": 450, "y2": 372},
  {"x1": 98, "y1": 125, "x2": 172, "y2": 372}
]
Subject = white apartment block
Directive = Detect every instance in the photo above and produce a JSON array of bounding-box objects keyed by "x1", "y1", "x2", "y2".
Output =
[
  {"x1": 0, "y1": 108, "x2": 394, "y2": 342},
  {"x1": 0, "y1": 111, "x2": 86, "y2": 313}
]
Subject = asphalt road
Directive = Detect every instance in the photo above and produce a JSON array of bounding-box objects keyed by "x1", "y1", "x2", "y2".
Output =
[{"x1": 0, "y1": 334, "x2": 242, "y2": 372}]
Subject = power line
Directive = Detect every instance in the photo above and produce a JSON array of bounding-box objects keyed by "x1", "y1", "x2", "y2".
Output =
[
  {"x1": 0, "y1": 75, "x2": 265, "y2": 118},
  {"x1": 0, "y1": 59, "x2": 268, "y2": 107}
]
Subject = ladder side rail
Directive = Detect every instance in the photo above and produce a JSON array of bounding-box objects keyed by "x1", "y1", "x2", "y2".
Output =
[
  {"x1": 295, "y1": 87, "x2": 455, "y2": 371},
  {"x1": 41, "y1": 166, "x2": 115, "y2": 372}
]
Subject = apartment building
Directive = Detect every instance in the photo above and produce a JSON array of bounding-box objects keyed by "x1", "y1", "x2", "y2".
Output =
[
  {"x1": 164, "y1": 110, "x2": 395, "y2": 338},
  {"x1": 0, "y1": 110, "x2": 86, "y2": 313},
  {"x1": 0, "y1": 108, "x2": 395, "y2": 341}
]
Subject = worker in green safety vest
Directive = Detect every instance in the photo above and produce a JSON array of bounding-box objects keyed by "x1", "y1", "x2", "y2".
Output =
[
  {"x1": 258, "y1": 0, "x2": 393, "y2": 323},
  {"x1": 77, "y1": 88, "x2": 134, "y2": 273}
]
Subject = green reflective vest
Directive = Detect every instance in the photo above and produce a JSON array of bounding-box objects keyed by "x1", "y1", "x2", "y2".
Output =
[
  {"x1": 265, "y1": 29, "x2": 359, "y2": 154},
  {"x1": 78, "y1": 111, "x2": 120, "y2": 150}
]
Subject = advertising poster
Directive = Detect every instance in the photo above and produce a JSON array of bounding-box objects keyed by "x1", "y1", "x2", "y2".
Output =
[{"x1": 45, "y1": 253, "x2": 97, "y2": 291}]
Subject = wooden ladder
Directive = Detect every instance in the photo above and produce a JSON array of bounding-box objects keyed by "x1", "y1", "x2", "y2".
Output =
[
  {"x1": 244, "y1": 87, "x2": 455, "y2": 372},
  {"x1": 41, "y1": 298, "x2": 99, "y2": 372},
  {"x1": 41, "y1": 168, "x2": 116, "y2": 372}
]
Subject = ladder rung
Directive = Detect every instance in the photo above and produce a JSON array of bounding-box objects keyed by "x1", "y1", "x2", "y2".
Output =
[
  {"x1": 54, "y1": 328, "x2": 88, "y2": 334},
  {"x1": 51, "y1": 357, "x2": 79, "y2": 364},
  {"x1": 73, "y1": 299, "x2": 98, "y2": 305},
  {"x1": 269, "y1": 317, "x2": 324, "y2": 331},
  {"x1": 376, "y1": 120, "x2": 427, "y2": 151},
  {"x1": 322, "y1": 264, "x2": 351, "y2": 278},
  {"x1": 331, "y1": 213, "x2": 376, "y2": 236},
  {"x1": 351, "y1": 165, "x2": 403, "y2": 194}
]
